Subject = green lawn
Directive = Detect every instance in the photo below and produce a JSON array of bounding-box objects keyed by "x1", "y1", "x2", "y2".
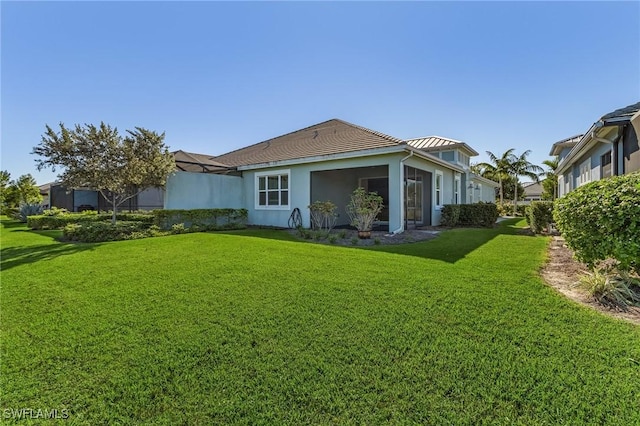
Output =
[{"x1": 1, "y1": 218, "x2": 639, "y2": 424}]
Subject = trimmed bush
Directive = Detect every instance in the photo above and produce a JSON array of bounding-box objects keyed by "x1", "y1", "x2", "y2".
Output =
[
  {"x1": 27, "y1": 212, "x2": 154, "y2": 230},
  {"x1": 62, "y1": 221, "x2": 152, "y2": 243},
  {"x1": 153, "y1": 209, "x2": 248, "y2": 230},
  {"x1": 441, "y1": 203, "x2": 498, "y2": 228},
  {"x1": 440, "y1": 205, "x2": 461, "y2": 227},
  {"x1": 553, "y1": 172, "x2": 640, "y2": 271},
  {"x1": 527, "y1": 201, "x2": 554, "y2": 234}
]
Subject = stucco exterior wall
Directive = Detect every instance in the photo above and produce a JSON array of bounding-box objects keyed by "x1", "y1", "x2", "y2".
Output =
[
  {"x1": 241, "y1": 154, "x2": 403, "y2": 229},
  {"x1": 164, "y1": 171, "x2": 243, "y2": 210}
]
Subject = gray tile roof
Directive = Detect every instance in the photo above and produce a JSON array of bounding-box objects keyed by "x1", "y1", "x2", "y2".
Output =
[
  {"x1": 600, "y1": 101, "x2": 640, "y2": 122},
  {"x1": 213, "y1": 119, "x2": 405, "y2": 167},
  {"x1": 549, "y1": 134, "x2": 582, "y2": 156},
  {"x1": 405, "y1": 136, "x2": 479, "y2": 156},
  {"x1": 173, "y1": 150, "x2": 231, "y2": 172}
]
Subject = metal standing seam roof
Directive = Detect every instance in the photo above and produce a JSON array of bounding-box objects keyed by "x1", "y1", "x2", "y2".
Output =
[
  {"x1": 212, "y1": 119, "x2": 405, "y2": 168},
  {"x1": 405, "y1": 136, "x2": 479, "y2": 156}
]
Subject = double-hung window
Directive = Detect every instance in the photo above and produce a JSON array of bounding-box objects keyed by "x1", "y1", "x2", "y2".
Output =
[
  {"x1": 454, "y1": 175, "x2": 461, "y2": 204},
  {"x1": 435, "y1": 170, "x2": 443, "y2": 208},
  {"x1": 579, "y1": 159, "x2": 591, "y2": 186},
  {"x1": 256, "y1": 170, "x2": 290, "y2": 209}
]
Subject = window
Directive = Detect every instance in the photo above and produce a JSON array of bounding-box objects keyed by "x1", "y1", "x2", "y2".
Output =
[
  {"x1": 458, "y1": 151, "x2": 470, "y2": 167},
  {"x1": 256, "y1": 170, "x2": 289, "y2": 209},
  {"x1": 579, "y1": 159, "x2": 591, "y2": 186},
  {"x1": 454, "y1": 176, "x2": 461, "y2": 204},
  {"x1": 601, "y1": 152, "x2": 612, "y2": 178},
  {"x1": 477, "y1": 183, "x2": 482, "y2": 201},
  {"x1": 435, "y1": 171, "x2": 443, "y2": 208}
]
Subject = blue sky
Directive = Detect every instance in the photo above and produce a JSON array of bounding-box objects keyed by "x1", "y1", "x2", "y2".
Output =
[{"x1": 2, "y1": 1, "x2": 639, "y2": 185}]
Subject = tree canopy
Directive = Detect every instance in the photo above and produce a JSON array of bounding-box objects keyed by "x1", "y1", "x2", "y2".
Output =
[
  {"x1": 33, "y1": 122, "x2": 175, "y2": 223},
  {"x1": 0, "y1": 171, "x2": 42, "y2": 213}
]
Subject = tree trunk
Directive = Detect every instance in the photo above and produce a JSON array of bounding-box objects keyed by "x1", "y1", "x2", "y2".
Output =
[
  {"x1": 499, "y1": 177, "x2": 504, "y2": 206},
  {"x1": 112, "y1": 196, "x2": 117, "y2": 225},
  {"x1": 513, "y1": 184, "x2": 518, "y2": 216}
]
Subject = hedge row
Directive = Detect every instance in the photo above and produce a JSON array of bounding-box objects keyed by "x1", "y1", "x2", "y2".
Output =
[
  {"x1": 153, "y1": 209, "x2": 248, "y2": 230},
  {"x1": 62, "y1": 221, "x2": 154, "y2": 243},
  {"x1": 553, "y1": 172, "x2": 640, "y2": 272},
  {"x1": 526, "y1": 201, "x2": 554, "y2": 234},
  {"x1": 27, "y1": 209, "x2": 248, "y2": 231},
  {"x1": 28, "y1": 212, "x2": 154, "y2": 230},
  {"x1": 440, "y1": 203, "x2": 498, "y2": 228}
]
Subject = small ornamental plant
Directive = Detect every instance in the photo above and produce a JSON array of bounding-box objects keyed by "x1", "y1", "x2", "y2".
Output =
[{"x1": 346, "y1": 187, "x2": 383, "y2": 238}]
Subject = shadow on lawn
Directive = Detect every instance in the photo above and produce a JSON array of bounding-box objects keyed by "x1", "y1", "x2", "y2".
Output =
[
  {"x1": 1, "y1": 242, "x2": 99, "y2": 271},
  {"x1": 366, "y1": 218, "x2": 531, "y2": 263},
  {"x1": 1, "y1": 219, "x2": 100, "y2": 271},
  {"x1": 218, "y1": 218, "x2": 532, "y2": 264}
]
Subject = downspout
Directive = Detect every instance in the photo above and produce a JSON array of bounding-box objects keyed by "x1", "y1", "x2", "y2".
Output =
[{"x1": 391, "y1": 150, "x2": 414, "y2": 234}]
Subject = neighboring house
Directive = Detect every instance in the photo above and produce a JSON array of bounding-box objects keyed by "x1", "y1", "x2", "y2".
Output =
[
  {"x1": 552, "y1": 102, "x2": 640, "y2": 197},
  {"x1": 39, "y1": 182, "x2": 164, "y2": 212},
  {"x1": 165, "y1": 119, "x2": 498, "y2": 231},
  {"x1": 521, "y1": 182, "x2": 543, "y2": 203}
]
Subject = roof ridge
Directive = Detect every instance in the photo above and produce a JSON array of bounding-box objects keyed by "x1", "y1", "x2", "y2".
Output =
[
  {"x1": 331, "y1": 118, "x2": 405, "y2": 145},
  {"x1": 215, "y1": 118, "x2": 404, "y2": 159},
  {"x1": 406, "y1": 135, "x2": 464, "y2": 144},
  {"x1": 215, "y1": 119, "x2": 342, "y2": 158}
]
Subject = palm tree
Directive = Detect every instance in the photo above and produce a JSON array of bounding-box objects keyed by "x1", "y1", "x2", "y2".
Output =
[
  {"x1": 510, "y1": 150, "x2": 543, "y2": 215},
  {"x1": 539, "y1": 158, "x2": 559, "y2": 200},
  {"x1": 476, "y1": 149, "x2": 515, "y2": 206}
]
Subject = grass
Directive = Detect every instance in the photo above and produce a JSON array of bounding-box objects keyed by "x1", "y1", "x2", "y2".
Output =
[{"x1": 1, "y1": 218, "x2": 639, "y2": 424}]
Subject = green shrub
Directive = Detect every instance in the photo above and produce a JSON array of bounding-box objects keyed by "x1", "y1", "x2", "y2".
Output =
[
  {"x1": 554, "y1": 172, "x2": 640, "y2": 271},
  {"x1": 42, "y1": 207, "x2": 68, "y2": 216},
  {"x1": 440, "y1": 205, "x2": 461, "y2": 227},
  {"x1": 441, "y1": 203, "x2": 498, "y2": 228},
  {"x1": 17, "y1": 203, "x2": 43, "y2": 222},
  {"x1": 153, "y1": 208, "x2": 247, "y2": 230},
  {"x1": 579, "y1": 268, "x2": 640, "y2": 311},
  {"x1": 527, "y1": 201, "x2": 554, "y2": 234},
  {"x1": 62, "y1": 221, "x2": 151, "y2": 243},
  {"x1": 308, "y1": 201, "x2": 337, "y2": 232},
  {"x1": 171, "y1": 223, "x2": 187, "y2": 234},
  {"x1": 28, "y1": 212, "x2": 154, "y2": 230}
]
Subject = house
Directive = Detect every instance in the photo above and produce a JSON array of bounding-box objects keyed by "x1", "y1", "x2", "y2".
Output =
[
  {"x1": 165, "y1": 119, "x2": 498, "y2": 231},
  {"x1": 521, "y1": 182, "x2": 543, "y2": 203},
  {"x1": 552, "y1": 102, "x2": 640, "y2": 197}
]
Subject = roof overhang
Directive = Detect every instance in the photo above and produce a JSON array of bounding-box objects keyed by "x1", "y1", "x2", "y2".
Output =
[
  {"x1": 471, "y1": 174, "x2": 501, "y2": 188},
  {"x1": 237, "y1": 144, "x2": 465, "y2": 173},
  {"x1": 549, "y1": 134, "x2": 582, "y2": 156},
  {"x1": 556, "y1": 125, "x2": 619, "y2": 175}
]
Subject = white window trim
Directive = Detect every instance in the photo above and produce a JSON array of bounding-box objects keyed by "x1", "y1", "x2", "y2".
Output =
[
  {"x1": 435, "y1": 170, "x2": 444, "y2": 210},
  {"x1": 255, "y1": 169, "x2": 291, "y2": 211},
  {"x1": 579, "y1": 159, "x2": 591, "y2": 187},
  {"x1": 454, "y1": 175, "x2": 461, "y2": 205}
]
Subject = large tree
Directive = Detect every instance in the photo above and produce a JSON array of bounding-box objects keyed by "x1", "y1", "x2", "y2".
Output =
[
  {"x1": 476, "y1": 149, "x2": 515, "y2": 206},
  {"x1": 33, "y1": 122, "x2": 175, "y2": 224},
  {"x1": 509, "y1": 150, "x2": 543, "y2": 215}
]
